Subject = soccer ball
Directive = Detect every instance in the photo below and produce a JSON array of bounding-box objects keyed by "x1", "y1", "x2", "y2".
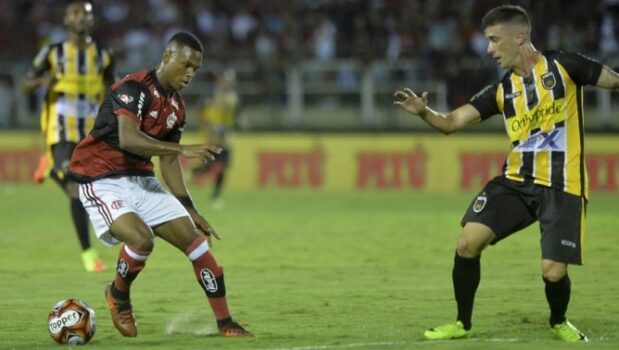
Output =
[{"x1": 47, "y1": 299, "x2": 96, "y2": 345}]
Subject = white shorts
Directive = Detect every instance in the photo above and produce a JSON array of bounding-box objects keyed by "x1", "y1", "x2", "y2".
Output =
[{"x1": 78, "y1": 176, "x2": 190, "y2": 246}]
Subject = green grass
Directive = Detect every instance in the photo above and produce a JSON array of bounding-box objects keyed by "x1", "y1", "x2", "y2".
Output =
[{"x1": 0, "y1": 184, "x2": 617, "y2": 350}]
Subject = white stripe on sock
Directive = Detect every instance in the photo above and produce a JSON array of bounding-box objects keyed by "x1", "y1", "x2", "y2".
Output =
[
  {"x1": 124, "y1": 245, "x2": 150, "y2": 261},
  {"x1": 187, "y1": 241, "x2": 209, "y2": 261}
]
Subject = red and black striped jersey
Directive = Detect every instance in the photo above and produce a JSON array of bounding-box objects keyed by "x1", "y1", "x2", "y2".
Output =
[
  {"x1": 469, "y1": 51, "x2": 603, "y2": 199},
  {"x1": 69, "y1": 70, "x2": 186, "y2": 183}
]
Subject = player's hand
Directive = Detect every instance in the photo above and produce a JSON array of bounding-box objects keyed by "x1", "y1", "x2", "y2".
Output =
[
  {"x1": 393, "y1": 88, "x2": 429, "y2": 116},
  {"x1": 190, "y1": 211, "x2": 221, "y2": 247},
  {"x1": 42, "y1": 73, "x2": 60, "y2": 89},
  {"x1": 180, "y1": 145, "x2": 222, "y2": 161}
]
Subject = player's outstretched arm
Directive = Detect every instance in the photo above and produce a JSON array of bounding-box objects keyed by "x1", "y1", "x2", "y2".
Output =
[
  {"x1": 159, "y1": 154, "x2": 221, "y2": 246},
  {"x1": 393, "y1": 88, "x2": 482, "y2": 134},
  {"x1": 117, "y1": 114, "x2": 221, "y2": 159}
]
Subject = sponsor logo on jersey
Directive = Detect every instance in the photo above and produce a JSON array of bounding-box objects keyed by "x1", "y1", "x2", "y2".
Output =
[
  {"x1": 137, "y1": 91, "x2": 145, "y2": 119},
  {"x1": 111, "y1": 200, "x2": 125, "y2": 210}
]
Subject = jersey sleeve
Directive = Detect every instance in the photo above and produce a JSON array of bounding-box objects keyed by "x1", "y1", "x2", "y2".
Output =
[
  {"x1": 552, "y1": 51, "x2": 603, "y2": 86},
  {"x1": 468, "y1": 83, "x2": 501, "y2": 120},
  {"x1": 111, "y1": 80, "x2": 152, "y2": 123},
  {"x1": 31, "y1": 45, "x2": 52, "y2": 76}
]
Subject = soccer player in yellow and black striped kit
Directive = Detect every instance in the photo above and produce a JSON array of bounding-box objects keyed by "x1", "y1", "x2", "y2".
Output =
[
  {"x1": 394, "y1": 4, "x2": 619, "y2": 343},
  {"x1": 22, "y1": 1, "x2": 115, "y2": 272},
  {"x1": 192, "y1": 69, "x2": 241, "y2": 208}
]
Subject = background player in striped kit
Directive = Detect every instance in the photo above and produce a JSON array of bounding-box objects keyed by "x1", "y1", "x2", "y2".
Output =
[
  {"x1": 22, "y1": 1, "x2": 116, "y2": 272},
  {"x1": 192, "y1": 69, "x2": 243, "y2": 209}
]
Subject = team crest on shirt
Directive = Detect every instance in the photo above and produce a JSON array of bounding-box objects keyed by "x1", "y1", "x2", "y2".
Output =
[
  {"x1": 166, "y1": 112, "x2": 177, "y2": 128},
  {"x1": 473, "y1": 194, "x2": 487, "y2": 213},
  {"x1": 119, "y1": 94, "x2": 134, "y2": 104},
  {"x1": 541, "y1": 72, "x2": 556, "y2": 90}
]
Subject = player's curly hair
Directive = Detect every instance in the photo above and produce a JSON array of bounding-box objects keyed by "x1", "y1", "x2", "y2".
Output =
[
  {"x1": 168, "y1": 32, "x2": 203, "y2": 53},
  {"x1": 481, "y1": 5, "x2": 531, "y2": 32}
]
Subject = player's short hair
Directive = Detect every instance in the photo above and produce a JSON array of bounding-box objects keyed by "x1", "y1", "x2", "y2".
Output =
[
  {"x1": 167, "y1": 32, "x2": 203, "y2": 53},
  {"x1": 482, "y1": 5, "x2": 531, "y2": 32}
]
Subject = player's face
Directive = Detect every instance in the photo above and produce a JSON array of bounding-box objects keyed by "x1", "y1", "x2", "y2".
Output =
[
  {"x1": 161, "y1": 45, "x2": 203, "y2": 92},
  {"x1": 484, "y1": 24, "x2": 520, "y2": 69},
  {"x1": 64, "y1": 2, "x2": 94, "y2": 35}
]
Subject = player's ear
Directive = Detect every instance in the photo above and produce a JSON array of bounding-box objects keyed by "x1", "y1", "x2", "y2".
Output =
[{"x1": 162, "y1": 49, "x2": 172, "y2": 64}]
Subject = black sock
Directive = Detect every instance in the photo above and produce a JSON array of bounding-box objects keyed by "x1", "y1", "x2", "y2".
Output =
[
  {"x1": 71, "y1": 198, "x2": 90, "y2": 251},
  {"x1": 213, "y1": 171, "x2": 225, "y2": 198},
  {"x1": 453, "y1": 252, "x2": 480, "y2": 330},
  {"x1": 111, "y1": 281, "x2": 130, "y2": 300},
  {"x1": 216, "y1": 316, "x2": 233, "y2": 328},
  {"x1": 543, "y1": 274, "x2": 570, "y2": 327}
]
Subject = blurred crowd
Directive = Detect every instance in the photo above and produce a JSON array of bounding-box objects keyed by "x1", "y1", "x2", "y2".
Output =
[
  {"x1": 1, "y1": 0, "x2": 619, "y2": 129},
  {"x1": 2, "y1": 0, "x2": 618, "y2": 73}
]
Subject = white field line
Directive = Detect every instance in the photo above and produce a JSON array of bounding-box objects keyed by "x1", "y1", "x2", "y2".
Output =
[{"x1": 243, "y1": 339, "x2": 530, "y2": 350}]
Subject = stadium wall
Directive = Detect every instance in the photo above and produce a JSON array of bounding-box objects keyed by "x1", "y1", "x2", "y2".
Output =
[{"x1": 2, "y1": 131, "x2": 619, "y2": 193}]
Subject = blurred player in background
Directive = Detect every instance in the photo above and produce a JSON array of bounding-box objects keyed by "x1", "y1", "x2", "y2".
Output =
[
  {"x1": 21, "y1": 1, "x2": 115, "y2": 272},
  {"x1": 68, "y1": 32, "x2": 254, "y2": 338},
  {"x1": 192, "y1": 69, "x2": 242, "y2": 209},
  {"x1": 394, "y1": 4, "x2": 619, "y2": 343}
]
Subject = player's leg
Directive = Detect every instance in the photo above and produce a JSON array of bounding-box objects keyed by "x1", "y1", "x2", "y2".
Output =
[
  {"x1": 212, "y1": 148, "x2": 230, "y2": 209},
  {"x1": 52, "y1": 142, "x2": 105, "y2": 272},
  {"x1": 538, "y1": 188, "x2": 587, "y2": 342},
  {"x1": 79, "y1": 178, "x2": 154, "y2": 337},
  {"x1": 99, "y1": 212, "x2": 153, "y2": 338},
  {"x1": 153, "y1": 217, "x2": 254, "y2": 337},
  {"x1": 212, "y1": 149, "x2": 230, "y2": 199},
  {"x1": 425, "y1": 178, "x2": 536, "y2": 340}
]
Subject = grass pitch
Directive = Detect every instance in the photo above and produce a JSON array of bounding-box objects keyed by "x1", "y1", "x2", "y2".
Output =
[{"x1": 0, "y1": 184, "x2": 617, "y2": 350}]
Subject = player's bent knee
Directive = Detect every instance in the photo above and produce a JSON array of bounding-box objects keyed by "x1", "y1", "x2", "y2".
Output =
[
  {"x1": 542, "y1": 261, "x2": 567, "y2": 282},
  {"x1": 456, "y1": 235, "x2": 484, "y2": 258},
  {"x1": 130, "y1": 234, "x2": 155, "y2": 252}
]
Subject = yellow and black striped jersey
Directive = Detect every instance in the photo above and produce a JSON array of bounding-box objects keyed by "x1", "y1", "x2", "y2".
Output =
[
  {"x1": 200, "y1": 89, "x2": 238, "y2": 147},
  {"x1": 469, "y1": 51, "x2": 603, "y2": 198},
  {"x1": 31, "y1": 40, "x2": 115, "y2": 146}
]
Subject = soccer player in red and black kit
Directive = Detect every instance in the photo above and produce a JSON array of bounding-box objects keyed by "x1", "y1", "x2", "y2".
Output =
[
  {"x1": 394, "y1": 4, "x2": 619, "y2": 343},
  {"x1": 68, "y1": 32, "x2": 253, "y2": 338}
]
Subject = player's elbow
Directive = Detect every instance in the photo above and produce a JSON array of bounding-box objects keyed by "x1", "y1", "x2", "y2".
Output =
[{"x1": 439, "y1": 124, "x2": 457, "y2": 135}]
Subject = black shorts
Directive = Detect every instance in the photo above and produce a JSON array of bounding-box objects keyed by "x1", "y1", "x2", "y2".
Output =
[
  {"x1": 216, "y1": 148, "x2": 231, "y2": 166},
  {"x1": 461, "y1": 176, "x2": 586, "y2": 265},
  {"x1": 50, "y1": 141, "x2": 78, "y2": 175}
]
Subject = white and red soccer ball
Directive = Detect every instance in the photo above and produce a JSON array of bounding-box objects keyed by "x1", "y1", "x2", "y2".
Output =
[{"x1": 48, "y1": 299, "x2": 96, "y2": 345}]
